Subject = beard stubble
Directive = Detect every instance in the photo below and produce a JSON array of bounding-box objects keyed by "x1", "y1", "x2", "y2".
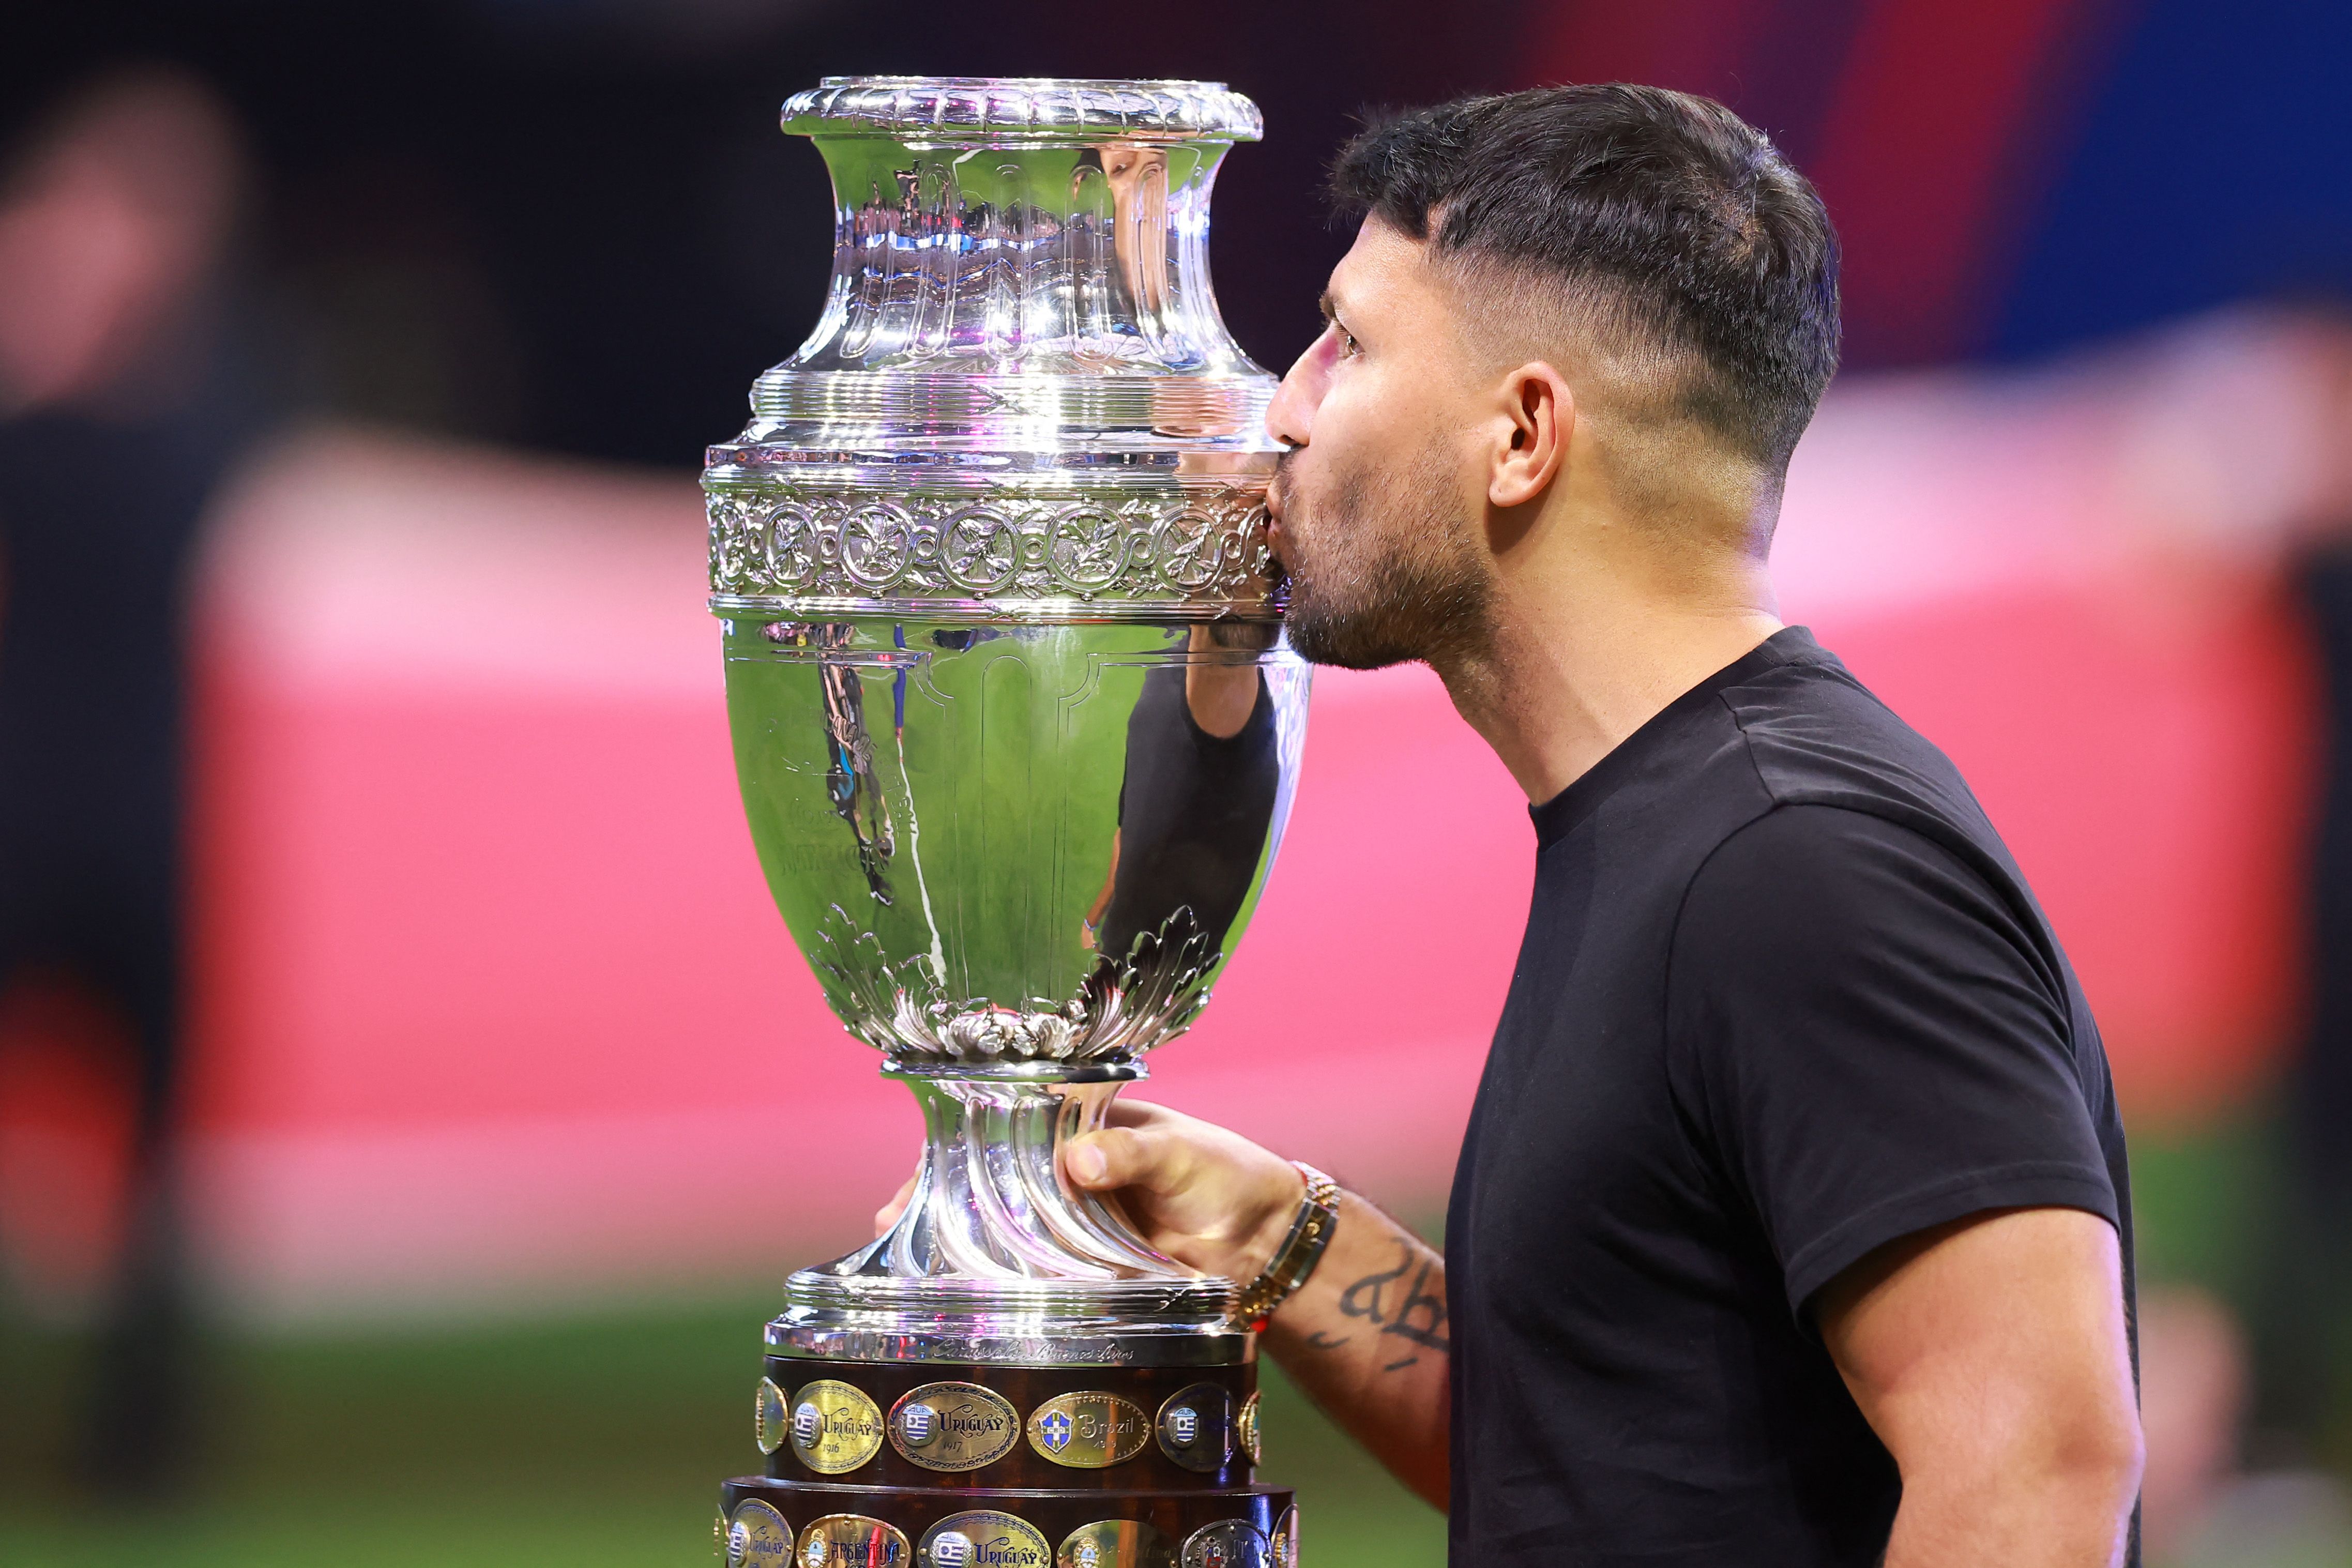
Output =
[{"x1": 1280, "y1": 442, "x2": 1493, "y2": 672}]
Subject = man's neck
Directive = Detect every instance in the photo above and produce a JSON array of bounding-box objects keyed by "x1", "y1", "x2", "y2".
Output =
[{"x1": 1430, "y1": 562, "x2": 1783, "y2": 806}]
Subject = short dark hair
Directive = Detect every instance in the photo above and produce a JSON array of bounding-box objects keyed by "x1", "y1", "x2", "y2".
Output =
[{"x1": 1330, "y1": 84, "x2": 1841, "y2": 471}]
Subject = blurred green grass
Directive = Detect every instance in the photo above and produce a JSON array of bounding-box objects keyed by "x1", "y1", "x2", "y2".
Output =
[
  {"x1": 0, "y1": 1114, "x2": 2278, "y2": 1567},
  {"x1": 0, "y1": 1290, "x2": 1445, "y2": 1567}
]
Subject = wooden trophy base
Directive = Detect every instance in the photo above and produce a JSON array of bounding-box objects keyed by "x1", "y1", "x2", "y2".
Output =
[{"x1": 716, "y1": 1354, "x2": 1299, "y2": 1567}]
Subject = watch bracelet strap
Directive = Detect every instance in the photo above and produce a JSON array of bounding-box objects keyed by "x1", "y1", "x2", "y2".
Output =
[{"x1": 1236, "y1": 1161, "x2": 1343, "y2": 1325}]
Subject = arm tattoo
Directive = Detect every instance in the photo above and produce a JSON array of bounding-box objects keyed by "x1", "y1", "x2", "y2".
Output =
[{"x1": 1328, "y1": 1241, "x2": 1450, "y2": 1371}]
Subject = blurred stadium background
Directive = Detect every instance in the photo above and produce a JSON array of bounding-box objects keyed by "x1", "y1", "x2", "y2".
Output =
[{"x1": 5, "y1": 1, "x2": 2352, "y2": 1564}]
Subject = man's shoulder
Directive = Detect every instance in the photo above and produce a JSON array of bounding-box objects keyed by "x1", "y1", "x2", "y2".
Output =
[
  {"x1": 1675, "y1": 646, "x2": 2070, "y2": 1004},
  {"x1": 1711, "y1": 642, "x2": 2002, "y2": 858}
]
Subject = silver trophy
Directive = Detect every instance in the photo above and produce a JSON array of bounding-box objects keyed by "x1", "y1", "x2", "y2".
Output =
[{"x1": 704, "y1": 78, "x2": 1308, "y2": 1566}]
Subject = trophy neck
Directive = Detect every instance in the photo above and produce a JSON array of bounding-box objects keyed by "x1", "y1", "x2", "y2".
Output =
[
  {"x1": 769, "y1": 1073, "x2": 1252, "y2": 1367},
  {"x1": 775, "y1": 82, "x2": 1263, "y2": 383}
]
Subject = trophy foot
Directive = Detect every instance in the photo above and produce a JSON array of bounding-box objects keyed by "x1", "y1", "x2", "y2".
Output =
[{"x1": 731, "y1": 1069, "x2": 1285, "y2": 1565}]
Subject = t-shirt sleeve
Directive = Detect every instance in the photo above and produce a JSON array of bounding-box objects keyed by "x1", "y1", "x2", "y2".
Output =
[{"x1": 1665, "y1": 802, "x2": 2118, "y2": 1318}]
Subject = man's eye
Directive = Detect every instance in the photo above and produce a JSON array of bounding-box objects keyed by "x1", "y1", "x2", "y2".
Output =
[{"x1": 1339, "y1": 329, "x2": 1361, "y2": 357}]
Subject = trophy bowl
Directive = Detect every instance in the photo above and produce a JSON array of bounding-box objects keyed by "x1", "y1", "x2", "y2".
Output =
[{"x1": 704, "y1": 78, "x2": 1308, "y2": 1568}]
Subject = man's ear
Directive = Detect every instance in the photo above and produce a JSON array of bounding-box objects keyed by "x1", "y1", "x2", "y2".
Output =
[{"x1": 1490, "y1": 362, "x2": 1572, "y2": 510}]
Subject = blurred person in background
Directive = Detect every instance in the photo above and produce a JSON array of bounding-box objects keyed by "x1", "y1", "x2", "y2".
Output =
[
  {"x1": 0, "y1": 63, "x2": 278, "y2": 1487},
  {"x1": 2247, "y1": 301, "x2": 2352, "y2": 1475}
]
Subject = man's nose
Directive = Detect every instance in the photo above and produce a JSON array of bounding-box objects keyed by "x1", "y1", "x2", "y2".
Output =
[{"x1": 1266, "y1": 346, "x2": 1319, "y2": 448}]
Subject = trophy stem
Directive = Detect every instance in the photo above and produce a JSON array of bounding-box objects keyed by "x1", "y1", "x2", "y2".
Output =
[{"x1": 872, "y1": 1070, "x2": 1189, "y2": 1283}]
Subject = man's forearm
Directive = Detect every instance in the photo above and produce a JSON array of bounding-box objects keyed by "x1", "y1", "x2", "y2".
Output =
[
  {"x1": 1262, "y1": 1193, "x2": 1451, "y2": 1509},
  {"x1": 1883, "y1": 1455, "x2": 2139, "y2": 1568},
  {"x1": 1051, "y1": 1105, "x2": 1452, "y2": 1506}
]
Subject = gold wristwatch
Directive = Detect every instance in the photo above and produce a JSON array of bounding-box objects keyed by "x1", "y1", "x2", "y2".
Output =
[{"x1": 1234, "y1": 1162, "x2": 1343, "y2": 1326}]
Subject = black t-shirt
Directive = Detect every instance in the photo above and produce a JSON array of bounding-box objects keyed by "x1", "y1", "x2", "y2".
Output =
[{"x1": 1445, "y1": 627, "x2": 2133, "y2": 1567}]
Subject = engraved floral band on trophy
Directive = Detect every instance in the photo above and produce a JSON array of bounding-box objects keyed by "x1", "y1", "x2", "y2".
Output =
[{"x1": 704, "y1": 78, "x2": 1308, "y2": 1568}]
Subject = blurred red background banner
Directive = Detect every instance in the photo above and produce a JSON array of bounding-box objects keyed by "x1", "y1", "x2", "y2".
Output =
[{"x1": 140, "y1": 372, "x2": 2313, "y2": 1318}]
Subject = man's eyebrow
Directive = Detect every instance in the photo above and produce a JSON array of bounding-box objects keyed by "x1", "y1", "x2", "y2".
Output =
[{"x1": 1317, "y1": 289, "x2": 1340, "y2": 325}]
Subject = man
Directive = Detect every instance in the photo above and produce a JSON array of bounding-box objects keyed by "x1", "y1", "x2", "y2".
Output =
[{"x1": 1031, "y1": 84, "x2": 2140, "y2": 1566}]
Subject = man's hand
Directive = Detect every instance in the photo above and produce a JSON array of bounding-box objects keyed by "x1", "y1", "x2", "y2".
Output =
[
  {"x1": 870, "y1": 1100, "x2": 1301, "y2": 1279},
  {"x1": 874, "y1": 1100, "x2": 1452, "y2": 1510},
  {"x1": 1065, "y1": 1101, "x2": 1307, "y2": 1281},
  {"x1": 1819, "y1": 1206, "x2": 2142, "y2": 1568},
  {"x1": 1069, "y1": 1102, "x2": 1451, "y2": 1509}
]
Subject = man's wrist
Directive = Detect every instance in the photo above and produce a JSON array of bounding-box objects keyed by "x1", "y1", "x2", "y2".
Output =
[
  {"x1": 1235, "y1": 1160, "x2": 1309, "y2": 1282},
  {"x1": 1235, "y1": 1163, "x2": 1343, "y2": 1323}
]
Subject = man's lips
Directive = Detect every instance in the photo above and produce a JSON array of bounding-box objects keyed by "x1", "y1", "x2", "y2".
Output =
[{"x1": 1264, "y1": 481, "x2": 1291, "y2": 567}]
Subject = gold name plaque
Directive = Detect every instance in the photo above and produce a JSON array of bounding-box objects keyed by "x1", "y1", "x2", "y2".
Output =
[
  {"x1": 890, "y1": 1381, "x2": 1022, "y2": 1472},
  {"x1": 1235, "y1": 1390, "x2": 1262, "y2": 1465},
  {"x1": 1027, "y1": 1391, "x2": 1151, "y2": 1469},
  {"x1": 1057, "y1": 1519, "x2": 1174, "y2": 1568},
  {"x1": 726, "y1": 1500, "x2": 794, "y2": 1568},
  {"x1": 921, "y1": 1510, "x2": 1052, "y2": 1568},
  {"x1": 754, "y1": 1377, "x2": 790, "y2": 1456},
  {"x1": 788, "y1": 1380, "x2": 886, "y2": 1475},
  {"x1": 799, "y1": 1513, "x2": 912, "y2": 1568}
]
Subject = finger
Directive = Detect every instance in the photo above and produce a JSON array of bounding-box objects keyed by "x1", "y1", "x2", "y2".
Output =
[
  {"x1": 874, "y1": 1172, "x2": 919, "y2": 1237},
  {"x1": 1101, "y1": 1097, "x2": 1179, "y2": 1130},
  {"x1": 1065, "y1": 1124, "x2": 1196, "y2": 1196}
]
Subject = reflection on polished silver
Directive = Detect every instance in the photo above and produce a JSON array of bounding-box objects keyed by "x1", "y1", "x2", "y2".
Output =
[
  {"x1": 1156, "y1": 1382, "x2": 1232, "y2": 1472},
  {"x1": 1178, "y1": 1520, "x2": 1269, "y2": 1568},
  {"x1": 709, "y1": 77, "x2": 1302, "y2": 1360}
]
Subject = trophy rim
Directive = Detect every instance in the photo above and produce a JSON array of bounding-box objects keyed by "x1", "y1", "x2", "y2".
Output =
[
  {"x1": 707, "y1": 594, "x2": 1286, "y2": 627},
  {"x1": 769, "y1": 1275, "x2": 1255, "y2": 1368},
  {"x1": 816, "y1": 74, "x2": 1238, "y2": 90},
  {"x1": 783, "y1": 76, "x2": 1264, "y2": 145}
]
